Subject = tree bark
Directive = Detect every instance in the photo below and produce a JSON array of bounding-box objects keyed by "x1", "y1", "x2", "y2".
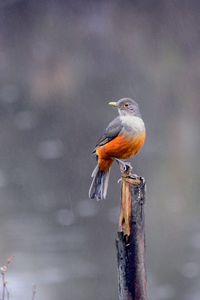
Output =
[{"x1": 116, "y1": 173, "x2": 147, "y2": 300}]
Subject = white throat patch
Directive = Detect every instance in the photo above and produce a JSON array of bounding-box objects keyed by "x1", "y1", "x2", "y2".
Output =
[{"x1": 120, "y1": 115, "x2": 145, "y2": 133}]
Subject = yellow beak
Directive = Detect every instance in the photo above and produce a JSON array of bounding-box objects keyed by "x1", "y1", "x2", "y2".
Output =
[{"x1": 108, "y1": 101, "x2": 118, "y2": 107}]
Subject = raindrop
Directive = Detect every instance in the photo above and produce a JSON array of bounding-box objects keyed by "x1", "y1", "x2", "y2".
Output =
[
  {"x1": 76, "y1": 199, "x2": 98, "y2": 217},
  {"x1": 37, "y1": 139, "x2": 63, "y2": 159},
  {"x1": 190, "y1": 233, "x2": 200, "y2": 249},
  {"x1": 187, "y1": 291, "x2": 200, "y2": 300},
  {"x1": 0, "y1": 84, "x2": 19, "y2": 103},
  {"x1": 37, "y1": 191, "x2": 58, "y2": 211},
  {"x1": 39, "y1": 268, "x2": 66, "y2": 283},
  {"x1": 181, "y1": 262, "x2": 199, "y2": 279},
  {"x1": 107, "y1": 206, "x2": 120, "y2": 224},
  {"x1": 56, "y1": 208, "x2": 75, "y2": 226},
  {"x1": 166, "y1": 195, "x2": 182, "y2": 213},
  {"x1": 0, "y1": 170, "x2": 7, "y2": 187},
  {"x1": 14, "y1": 111, "x2": 37, "y2": 130},
  {"x1": 155, "y1": 284, "x2": 175, "y2": 299}
]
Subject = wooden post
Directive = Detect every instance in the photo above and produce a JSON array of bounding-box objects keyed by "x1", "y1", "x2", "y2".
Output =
[{"x1": 116, "y1": 171, "x2": 147, "y2": 300}]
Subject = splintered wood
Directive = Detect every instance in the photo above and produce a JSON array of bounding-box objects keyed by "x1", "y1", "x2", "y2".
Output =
[{"x1": 119, "y1": 174, "x2": 141, "y2": 236}]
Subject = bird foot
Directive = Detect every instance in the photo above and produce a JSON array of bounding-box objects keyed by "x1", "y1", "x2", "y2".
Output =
[
  {"x1": 129, "y1": 173, "x2": 139, "y2": 179},
  {"x1": 118, "y1": 173, "x2": 139, "y2": 183},
  {"x1": 115, "y1": 159, "x2": 133, "y2": 174}
]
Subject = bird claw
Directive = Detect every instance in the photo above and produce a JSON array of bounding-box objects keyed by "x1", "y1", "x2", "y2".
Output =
[
  {"x1": 115, "y1": 159, "x2": 133, "y2": 174},
  {"x1": 129, "y1": 173, "x2": 139, "y2": 179},
  {"x1": 118, "y1": 178, "x2": 122, "y2": 184}
]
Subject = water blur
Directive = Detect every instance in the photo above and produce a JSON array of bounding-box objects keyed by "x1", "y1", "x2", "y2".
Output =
[{"x1": 0, "y1": 1, "x2": 200, "y2": 299}]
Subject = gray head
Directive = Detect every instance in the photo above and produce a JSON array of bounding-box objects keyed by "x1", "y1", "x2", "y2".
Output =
[{"x1": 108, "y1": 98, "x2": 141, "y2": 117}]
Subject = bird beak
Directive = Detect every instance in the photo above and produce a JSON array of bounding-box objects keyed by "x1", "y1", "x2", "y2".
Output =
[{"x1": 108, "y1": 101, "x2": 118, "y2": 108}]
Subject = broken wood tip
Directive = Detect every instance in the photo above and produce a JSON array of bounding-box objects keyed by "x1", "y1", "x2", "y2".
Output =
[{"x1": 119, "y1": 172, "x2": 146, "y2": 237}]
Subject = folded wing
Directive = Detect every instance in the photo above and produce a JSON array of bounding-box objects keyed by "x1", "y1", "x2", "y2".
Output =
[{"x1": 93, "y1": 117, "x2": 122, "y2": 152}]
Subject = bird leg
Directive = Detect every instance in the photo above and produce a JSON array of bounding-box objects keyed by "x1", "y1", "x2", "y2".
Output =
[
  {"x1": 116, "y1": 159, "x2": 140, "y2": 183},
  {"x1": 115, "y1": 159, "x2": 133, "y2": 174}
]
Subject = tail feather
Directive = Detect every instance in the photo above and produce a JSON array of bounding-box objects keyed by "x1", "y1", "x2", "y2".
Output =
[{"x1": 89, "y1": 165, "x2": 110, "y2": 200}]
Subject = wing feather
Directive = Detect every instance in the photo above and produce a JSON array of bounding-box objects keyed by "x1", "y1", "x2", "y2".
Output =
[{"x1": 93, "y1": 117, "x2": 122, "y2": 153}]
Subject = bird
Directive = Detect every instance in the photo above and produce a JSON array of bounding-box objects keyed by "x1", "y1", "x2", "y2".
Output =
[{"x1": 89, "y1": 98, "x2": 146, "y2": 200}]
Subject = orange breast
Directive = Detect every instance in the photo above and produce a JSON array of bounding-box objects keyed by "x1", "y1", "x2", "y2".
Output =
[{"x1": 96, "y1": 131, "x2": 146, "y2": 160}]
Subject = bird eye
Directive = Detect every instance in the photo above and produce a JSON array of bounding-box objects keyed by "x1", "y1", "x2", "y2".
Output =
[{"x1": 124, "y1": 103, "x2": 129, "y2": 108}]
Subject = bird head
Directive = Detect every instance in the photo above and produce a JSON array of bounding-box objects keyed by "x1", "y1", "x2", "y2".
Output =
[{"x1": 108, "y1": 98, "x2": 141, "y2": 117}]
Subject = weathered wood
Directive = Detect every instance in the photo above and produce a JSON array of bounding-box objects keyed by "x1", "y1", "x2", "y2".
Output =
[{"x1": 116, "y1": 173, "x2": 147, "y2": 300}]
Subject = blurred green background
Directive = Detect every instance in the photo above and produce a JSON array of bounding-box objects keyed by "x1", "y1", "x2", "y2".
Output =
[{"x1": 0, "y1": 1, "x2": 199, "y2": 299}]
